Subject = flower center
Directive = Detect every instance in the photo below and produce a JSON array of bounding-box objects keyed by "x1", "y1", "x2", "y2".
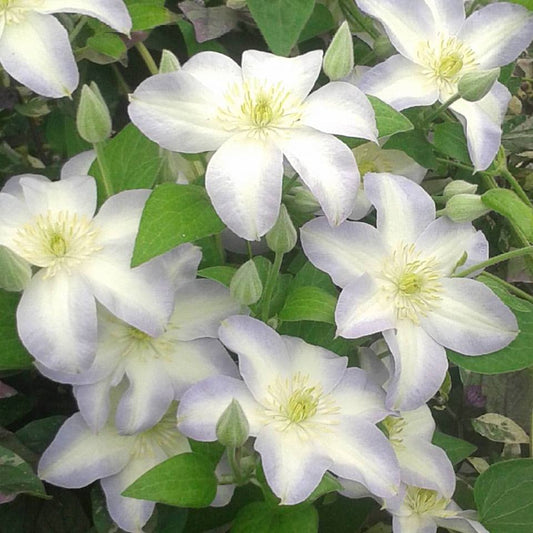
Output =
[
  {"x1": 286, "y1": 386, "x2": 319, "y2": 423},
  {"x1": 0, "y1": 0, "x2": 39, "y2": 25},
  {"x1": 12, "y1": 210, "x2": 102, "y2": 278},
  {"x1": 380, "y1": 244, "x2": 442, "y2": 323},
  {"x1": 382, "y1": 415, "x2": 407, "y2": 449},
  {"x1": 111, "y1": 323, "x2": 173, "y2": 362},
  {"x1": 405, "y1": 487, "x2": 451, "y2": 517}
]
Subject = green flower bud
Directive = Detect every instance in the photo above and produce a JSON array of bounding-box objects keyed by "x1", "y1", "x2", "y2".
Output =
[
  {"x1": 230, "y1": 259, "x2": 263, "y2": 305},
  {"x1": 227, "y1": 0, "x2": 247, "y2": 8},
  {"x1": 266, "y1": 204, "x2": 297, "y2": 254},
  {"x1": 216, "y1": 399, "x2": 250, "y2": 448},
  {"x1": 443, "y1": 180, "x2": 478, "y2": 201},
  {"x1": 323, "y1": 21, "x2": 354, "y2": 81},
  {"x1": 0, "y1": 245, "x2": 31, "y2": 292},
  {"x1": 444, "y1": 194, "x2": 490, "y2": 222},
  {"x1": 458, "y1": 68, "x2": 500, "y2": 102},
  {"x1": 76, "y1": 82, "x2": 112, "y2": 143},
  {"x1": 159, "y1": 50, "x2": 181, "y2": 73},
  {"x1": 284, "y1": 185, "x2": 320, "y2": 215}
]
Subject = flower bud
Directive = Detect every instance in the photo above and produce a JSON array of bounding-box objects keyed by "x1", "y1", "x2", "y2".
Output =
[
  {"x1": 284, "y1": 185, "x2": 320, "y2": 215},
  {"x1": 458, "y1": 68, "x2": 500, "y2": 102},
  {"x1": 76, "y1": 83, "x2": 112, "y2": 143},
  {"x1": 0, "y1": 245, "x2": 31, "y2": 292},
  {"x1": 443, "y1": 180, "x2": 478, "y2": 201},
  {"x1": 216, "y1": 399, "x2": 250, "y2": 448},
  {"x1": 230, "y1": 259, "x2": 263, "y2": 305},
  {"x1": 444, "y1": 194, "x2": 490, "y2": 222},
  {"x1": 227, "y1": 0, "x2": 246, "y2": 8},
  {"x1": 266, "y1": 204, "x2": 297, "y2": 254},
  {"x1": 323, "y1": 21, "x2": 354, "y2": 81},
  {"x1": 159, "y1": 50, "x2": 181, "y2": 73}
]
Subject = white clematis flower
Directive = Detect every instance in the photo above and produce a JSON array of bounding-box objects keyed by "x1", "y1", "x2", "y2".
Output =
[
  {"x1": 301, "y1": 173, "x2": 518, "y2": 410},
  {"x1": 0, "y1": 0, "x2": 131, "y2": 98},
  {"x1": 355, "y1": 0, "x2": 533, "y2": 170},
  {"x1": 177, "y1": 315, "x2": 400, "y2": 505},
  {"x1": 128, "y1": 49, "x2": 378, "y2": 240},
  {"x1": 38, "y1": 405, "x2": 190, "y2": 533},
  {"x1": 37, "y1": 244, "x2": 244, "y2": 434},
  {"x1": 0, "y1": 174, "x2": 174, "y2": 374}
]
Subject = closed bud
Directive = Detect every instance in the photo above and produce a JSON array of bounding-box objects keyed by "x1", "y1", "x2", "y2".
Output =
[
  {"x1": 76, "y1": 83, "x2": 112, "y2": 143},
  {"x1": 159, "y1": 49, "x2": 181, "y2": 73},
  {"x1": 284, "y1": 185, "x2": 320, "y2": 215},
  {"x1": 458, "y1": 68, "x2": 500, "y2": 102},
  {"x1": 444, "y1": 194, "x2": 490, "y2": 222},
  {"x1": 323, "y1": 21, "x2": 354, "y2": 81},
  {"x1": 230, "y1": 259, "x2": 263, "y2": 305},
  {"x1": 216, "y1": 399, "x2": 250, "y2": 448},
  {"x1": 227, "y1": 0, "x2": 246, "y2": 8},
  {"x1": 0, "y1": 245, "x2": 31, "y2": 292},
  {"x1": 443, "y1": 180, "x2": 478, "y2": 201},
  {"x1": 266, "y1": 204, "x2": 297, "y2": 254}
]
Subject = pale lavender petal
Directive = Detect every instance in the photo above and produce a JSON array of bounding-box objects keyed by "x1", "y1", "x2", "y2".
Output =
[
  {"x1": 435, "y1": 514, "x2": 489, "y2": 533},
  {"x1": 400, "y1": 405, "x2": 435, "y2": 442},
  {"x1": 358, "y1": 347, "x2": 390, "y2": 388},
  {"x1": 60, "y1": 150, "x2": 95, "y2": 179},
  {"x1": 393, "y1": 514, "x2": 437, "y2": 533},
  {"x1": 154, "y1": 243, "x2": 202, "y2": 290},
  {"x1": 74, "y1": 378, "x2": 114, "y2": 433},
  {"x1": 424, "y1": 0, "x2": 465, "y2": 35}
]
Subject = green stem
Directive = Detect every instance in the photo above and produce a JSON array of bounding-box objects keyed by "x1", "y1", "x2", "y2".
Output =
[
  {"x1": 478, "y1": 272, "x2": 533, "y2": 305},
  {"x1": 214, "y1": 233, "x2": 225, "y2": 265},
  {"x1": 261, "y1": 252, "x2": 283, "y2": 322},
  {"x1": 454, "y1": 246, "x2": 533, "y2": 279},
  {"x1": 339, "y1": 0, "x2": 380, "y2": 39},
  {"x1": 435, "y1": 157, "x2": 478, "y2": 174},
  {"x1": 111, "y1": 64, "x2": 131, "y2": 95},
  {"x1": 69, "y1": 16, "x2": 87, "y2": 43},
  {"x1": 422, "y1": 93, "x2": 461, "y2": 127},
  {"x1": 246, "y1": 241, "x2": 253, "y2": 261},
  {"x1": 498, "y1": 167, "x2": 533, "y2": 208},
  {"x1": 135, "y1": 42, "x2": 159, "y2": 76},
  {"x1": 227, "y1": 447, "x2": 244, "y2": 484},
  {"x1": 93, "y1": 142, "x2": 113, "y2": 200}
]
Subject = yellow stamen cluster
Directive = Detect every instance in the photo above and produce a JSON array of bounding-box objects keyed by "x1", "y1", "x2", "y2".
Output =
[
  {"x1": 382, "y1": 415, "x2": 407, "y2": 449},
  {"x1": 404, "y1": 487, "x2": 452, "y2": 517},
  {"x1": 0, "y1": 0, "x2": 39, "y2": 25}
]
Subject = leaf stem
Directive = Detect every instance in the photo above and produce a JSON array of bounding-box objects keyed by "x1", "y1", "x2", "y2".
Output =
[
  {"x1": 261, "y1": 252, "x2": 283, "y2": 322},
  {"x1": 93, "y1": 142, "x2": 114, "y2": 200},
  {"x1": 69, "y1": 16, "x2": 87, "y2": 43},
  {"x1": 478, "y1": 272, "x2": 533, "y2": 305},
  {"x1": 422, "y1": 94, "x2": 461, "y2": 127},
  {"x1": 497, "y1": 167, "x2": 533, "y2": 208},
  {"x1": 454, "y1": 247, "x2": 533, "y2": 279},
  {"x1": 135, "y1": 42, "x2": 159, "y2": 76}
]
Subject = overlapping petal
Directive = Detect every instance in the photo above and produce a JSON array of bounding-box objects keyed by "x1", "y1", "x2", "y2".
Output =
[{"x1": 423, "y1": 0, "x2": 465, "y2": 35}]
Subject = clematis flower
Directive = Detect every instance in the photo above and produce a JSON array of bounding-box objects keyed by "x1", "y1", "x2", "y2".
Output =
[
  {"x1": 0, "y1": 0, "x2": 131, "y2": 98},
  {"x1": 301, "y1": 173, "x2": 518, "y2": 410},
  {"x1": 37, "y1": 244, "x2": 244, "y2": 434},
  {"x1": 38, "y1": 403, "x2": 190, "y2": 533},
  {"x1": 355, "y1": 0, "x2": 533, "y2": 170},
  {"x1": 177, "y1": 315, "x2": 400, "y2": 505},
  {"x1": 128, "y1": 49, "x2": 378, "y2": 240},
  {"x1": 0, "y1": 173, "x2": 174, "y2": 374}
]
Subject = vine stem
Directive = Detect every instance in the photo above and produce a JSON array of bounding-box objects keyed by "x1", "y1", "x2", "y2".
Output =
[
  {"x1": 454, "y1": 247, "x2": 533, "y2": 279},
  {"x1": 93, "y1": 142, "x2": 113, "y2": 200},
  {"x1": 261, "y1": 252, "x2": 283, "y2": 322},
  {"x1": 135, "y1": 42, "x2": 159, "y2": 76},
  {"x1": 498, "y1": 167, "x2": 533, "y2": 208}
]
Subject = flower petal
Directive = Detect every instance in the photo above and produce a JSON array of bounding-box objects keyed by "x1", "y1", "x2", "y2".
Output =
[
  {"x1": 459, "y1": 3, "x2": 533, "y2": 69},
  {"x1": 384, "y1": 322, "x2": 448, "y2": 411},
  {"x1": 393, "y1": 514, "x2": 436, "y2": 533},
  {"x1": 278, "y1": 128, "x2": 359, "y2": 226},
  {"x1": 301, "y1": 82, "x2": 377, "y2": 140},
  {"x1": 358, "y1": 55, "x2": 439, "y2": 111},
  {"x1": 365, "y1": 173, "x2": 436, "y2": 248},
  {"x1": 421, "y1": 278, "x2": 518, "y2": 355},
  {"x1": 336, "y1": 274, "x2": 396, "y2": 338},
  {"x1": 60, "y1": 150, "x2": 95, "y2": 179},
  {"x1": 241, "y1": 50, "x2": 322, "y2": 101},
  {"x1": 0, "y1": 13, "x2": 77, "y2": 97},
  {"x1": 358, "y1": 346, "x2": 391, "y2": 388},
  {"x1": 400, "y1": 405, "x2": 436, "y2": 442},
  {"x1": 435, "y1": 514, "x2": 489, "y2": 533},
  {"x1": 36, "y1": 0, "x2": 131, "y2": 34},
  {"x1": 301, "y1": 217, "x2": 388, "y2": 287},
  {"x1": 38, "y1": 413, "x2": 133, "y2": 487},
  {"x1": 450, "y1": 82, "x2": 511, "y2": 171},
  {"x1": 154, "y1": 243, "x2": 202, "y2": 290},
  {"x1": 17, "y1": 270, "x2": 96, "y2": 373},
  {"x1": 74, "y1": 378, "x2": 114, "y2": 433},
  {"x1": 206, "y1": 133, "x2": 283, "y2": 240},
  {"x1": 423, "y1": 0, "x2": 465, "y2": 35}
]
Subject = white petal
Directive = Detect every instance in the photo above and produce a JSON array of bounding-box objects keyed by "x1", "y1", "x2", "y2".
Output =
[
  {"x1": 0, "y1": 192, "x2": 33, "y2": 248},
  {"x1": 348, "y1": 189, "x2": 373, "y2": 221},
  {"x1": 435, "y1": 514, "x2": 489, "y2": 533},
  {"x1": 450, "y1": 82, "x2": 511, "y2": 171},
  {"x1": 336, "y1": 274, "x2": 396, "y2": 338},
  {"x1": 74, "y1": 378, "x2": 114, "y2": 433},
  {"x1": 301, "y1": 217, "x2": 388, "y2": 287},
  {"x1": 128, "y1": 71, "x2": 232, "y2": 153},
  {"x1": 365, "y1": 173, "x2": 435, "y2": 248},
  {"x1": 423, "y1": 0, "x2": 465, "y2": 35},
  {"x1": 301, "y1": 82, "x2": 377, "y2": 140},
  {"x1": 380, "y1": 149, "x2": 427, "y2": 184},
  {"x1": 38, "y1": 413, "x2": 133, "y2": 488},
  {"x1": 459, "y1": 3, "x2": 533, "y2": 69},
  {"x1": 37, "y1": 0, "x2": 131, "y2": 34},
  {"x1": 0, "y1": 13, "x2": 77, "y2": 97},
  {"x1": 17, "y1": 270, "x2": 97, "y2": 373},
  {"x1": 355, "y1": 0, "x2": 436, "y2": 61},
  {"x1": 219, "y1": 316, "x2": 289, "y2": 402},
  {"x1": 415, "y1": 217, "x2": 486, "y2": 275},
  {"x1": 400, "y1": 405, "x2": 435, "y2": 442},
  {"x1": 358, "y1": 347, "x2": 391, "y2": 388},
  {"x1": 279, "y1": 128, "x2": 360, "y2": 226},
  {"x1": 393, "y1": 514, "x2": 437, "y2": 533},
  {"x1": 255, "y1": 425, "x2": 330, "y2": 505},
  {"x1": 154, "y1": 244, "x2": 202, "y2": 290},
  {"x1": 358, "y1": 55, "x2": 439, "y2": 111},
  {"x1": 206, "y1": 133, "x2": 283, "y2": 240},
  {"x1": 241, "y1": 50, "x2": 322, "y2": 101},
  {"x1": 421, "y1": 278, "x2": 518, "y2": 355},
  {"x1": 177, "y1": 375, "x2": 263, "y2": 440},
  {"x1": 384, "y1": 322, "x2": 448, "y2": 411},
  {"x1": 60, "y1": 150, "x2": 96, "y2": 179}
]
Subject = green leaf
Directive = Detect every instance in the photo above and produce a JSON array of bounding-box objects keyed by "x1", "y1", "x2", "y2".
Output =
[
  {"x1": 0, "y1": 394, "x2": 33, "y2": 426},
  {"x1": 482, "y1": 188, "x2": 533, "y2": 241},
  {"x1": 508, "y1": 0, "x2": 533, "y2": 10},
  {"x1": 0, "y1": 444, "x2": 47, "y2": 499},
  {"x1": 291, "y1": 260, "x2": 337, "y2": 296},
  {"x1": 383, "y1": 129, "x2": 437, "y2": 168},
  {"x1": 122, "y1": 452, "x2": 217, "y2": 508},
  {"x1": 367, "y1": 96, "x2": 414, "y2": 138},
  {"x1": 197, "y1": 266, "x2": 237, "y2": 287},
  {"x1": 125, "y1": 0, "x2": 172, "y2": 31},
  {"x1": 45, "y1": 110, "x2": 91, "y2": 158},
  {"x1": 232, "y1": 502, "x2": 319, "y2": 533},
  {"x1": 307, "y1": 473, "x2": 342, "y2": 503},
  {"x1": 0, "y1": 291, "x2": 32, "y2": 370},
  {"x1": 432, "y1": 122, "x2": 472, "y2": 165},
  {"x1": 132, "y1": 183, "x2": 225, "y2": 267},
  {"x1": 38, "y1": 487, "x2": 91, "y2": 532},
  {"x1": 86, "y1": 33, "x2": 127, "y2": 60},
  {"x1": 15, "y1": 416, "x2": 67, "y2": 455},
  {"x1": 247, "y1": 0, "x2": 315, "y2": 56},
  {"x1": 318, "y1": 496, "x2": 374, "y2": 533},
  {"x1": 475, "y1": 458, "x2": 533, "y2": 532},
  {"x1": 432, "y1": 431, "x2": 477, "y2": 465},
  {"x1": 279, "y1": 286, "x2": 337, "y2": 324},
  {"x1": 472, "y1": 413, "x2": 529, "y2": 444},
  {"x1": 299, "y1": 3, "x2": 335, "y2": 42},
  {"x1": 447, "y1": 283, "x2": 533, "y2": 374}
]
